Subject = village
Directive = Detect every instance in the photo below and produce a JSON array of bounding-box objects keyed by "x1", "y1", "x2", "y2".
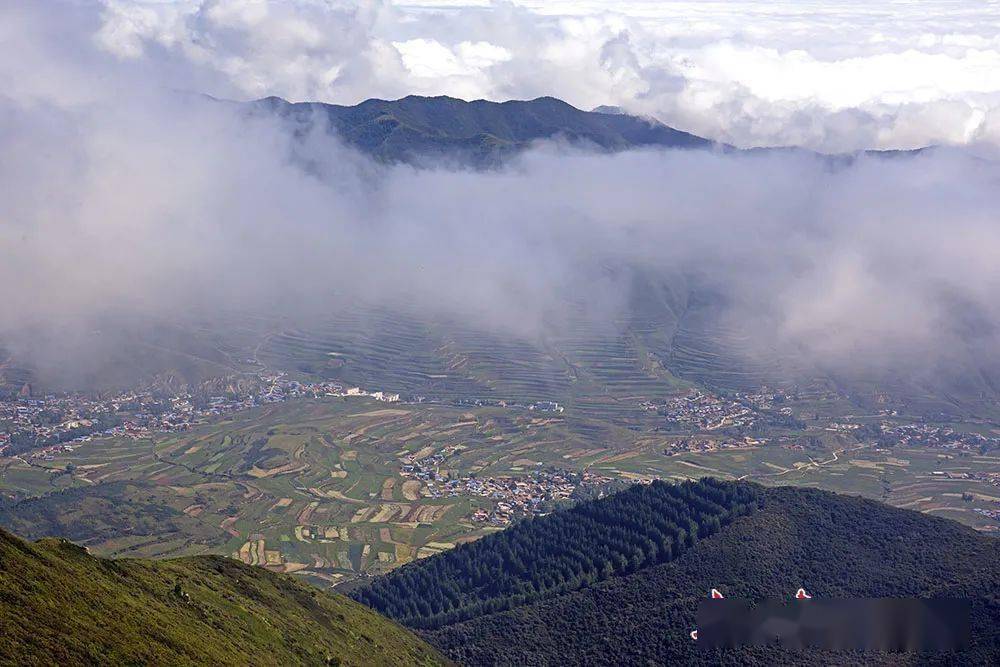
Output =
[
  {"x1": 425, "y1": 396, "x2": 564, "y2": 413},
  {"x1": 663, "y1": 435, "x2": 765, "y2": 456},
  {"x1": 875, "y1": 421, "x2": 1000, "y2": 454},
  {"x1": 641, "y1": 388, "x2": 791, "y2": 432},
  {"x1": 398, "y1": 446, "x2": 613, "y2": 525},
  {"x1": 0, "y1": 375, "x2": 401, "y2": 461},
  {"x1": 926, "y1": 469, "x2": 1000, "y2": 489},
  {"x1": 458, "y1": 469, "x2": 616, "y2": 525}
]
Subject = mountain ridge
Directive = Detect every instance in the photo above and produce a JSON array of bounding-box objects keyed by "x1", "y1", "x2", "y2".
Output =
[
  {"x1": 248, "y1": 93, "x2": 715, "y2": 165},
  {"x1": 245, "y1": 93, "x2": 933, "y2": 167}
]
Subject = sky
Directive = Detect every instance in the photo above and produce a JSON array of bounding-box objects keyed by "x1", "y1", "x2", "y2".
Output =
[
  {"x1": 2, "y1": 0, "x2": 1000, "y2": 392},
  {"x1": 81, "y1": 0, "x2": 1000, "y2": 151}
]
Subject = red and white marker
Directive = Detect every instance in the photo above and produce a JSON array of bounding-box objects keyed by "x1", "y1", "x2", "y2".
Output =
[
  {"x1": 692, "y1": 589, "x2": 725, "y2": 640},
  {"x1": 795, "y1": 588, "x2": 812, "y2": 599}
]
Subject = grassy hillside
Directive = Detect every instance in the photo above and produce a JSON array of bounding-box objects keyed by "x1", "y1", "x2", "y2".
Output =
[
  {"x1": 0, "y1": 527, "x2": 444, "y2": 666},
  {"x1": 357, "y1": 482, "x2": 1000, "y2": 665},
  {"x1": 0, "y1": 481, "x2": 217, "y2": 550}
]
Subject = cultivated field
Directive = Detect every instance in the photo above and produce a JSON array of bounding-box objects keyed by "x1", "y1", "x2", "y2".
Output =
[{"x1": 3, "y1": 386, "x2": 1000, "y2": 590}]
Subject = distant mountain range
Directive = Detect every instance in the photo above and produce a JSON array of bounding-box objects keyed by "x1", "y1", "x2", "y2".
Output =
[
  {"x1": 0, "y1": 526, "x2": 443, "y2": 665},
  {"x1": 247, "y1": 94, "x2": 931, "y2": 167},
  {"x1": 354, "y1": 481, "x2": 1000, "y2": 665},
  {"x1": 250, "y1": 94, "x2": 713, "y2": 165}
]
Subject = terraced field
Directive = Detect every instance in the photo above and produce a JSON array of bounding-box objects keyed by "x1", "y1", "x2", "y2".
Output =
[
  {"x1": 7, "y1": 267, "x2": 994, "y2": 430},
  {"x1": 256, "y1": 302, "x2": 695, "y2": 422},
  {"x1": 1, "y1": 397, "x2": 657, "y2": 586},
  {"x1": 250, "y1": 290, "x2": 934, "y2": 424},
  {"x1": 6, "y1": 265, "x2": 1000, "y2": 421}
]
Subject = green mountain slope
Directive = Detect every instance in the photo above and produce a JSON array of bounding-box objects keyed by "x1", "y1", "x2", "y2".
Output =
[
  {"x1": 252, "y1": 94, "x2": 712, "y2": 165},
  {"x1": 356, "y1": 482, "x2": 1000, "y2": 665},
  {"x1": 0, "y1": 528, "x2": 444, "y2": 666}
]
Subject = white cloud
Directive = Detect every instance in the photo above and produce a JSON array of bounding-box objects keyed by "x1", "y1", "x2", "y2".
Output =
[
  {"x1": 395, "y1": 39, "x2": 466, "y2": 78},
  {"x1": 456, "y1": 40, "x2": 512, "y2": 69},
  {"x1": 62, "y1": 0, "x2": 1000, "y2": 150}
]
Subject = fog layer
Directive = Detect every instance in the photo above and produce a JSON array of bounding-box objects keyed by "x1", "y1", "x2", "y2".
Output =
[{"x1": 2, "y1": 1, "x2": 1000, "y2": 389}]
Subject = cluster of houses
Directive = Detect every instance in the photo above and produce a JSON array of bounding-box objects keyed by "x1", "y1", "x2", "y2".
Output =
[
  {"x1": 664, "y1": 435, "x2": 764, "y2": 455},
  {"x1": 398, "y1": 446, "x2": 611, "y2": 525},
  {"x1": 877, "y1": 422, "x2": 999, "y2": 453},
  {"x1": 398, "y1": 445, "x2": 460, "y2": 484},
  {"x1": 461, "y1": 470, "x2": 614, "y2": 525},
  {"x1": 444, "y1": 397, "x2": 564, "y2": 412},
  {"x1": 825, "y1": 421, "x2": 862, "y2": 432},
  {"x1": 642, "y1": 389, "x2": 781, "y2": 431},
  {"x1": 938, "y1": 470, "x2": 1000, "y2": 489},
  {"x1": 973, "y1": 508, "x2": 1000, "y2": 525}
]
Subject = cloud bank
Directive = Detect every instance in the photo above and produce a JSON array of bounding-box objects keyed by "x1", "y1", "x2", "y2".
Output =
[{"x1": 2, "y1": 0, "x2": 1000, "y2": 397}]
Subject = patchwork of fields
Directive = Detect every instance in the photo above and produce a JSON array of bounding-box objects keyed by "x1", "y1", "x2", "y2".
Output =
[{"x1": 3, "y1": 389, "x2": 999, "y2": 589}]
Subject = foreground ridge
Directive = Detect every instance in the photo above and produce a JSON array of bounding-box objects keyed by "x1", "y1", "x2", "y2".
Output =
[{"x1": 0, "y1": 527, "x2": 443, "y2": 666}]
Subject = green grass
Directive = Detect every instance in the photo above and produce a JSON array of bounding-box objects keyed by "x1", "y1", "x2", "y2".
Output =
[{"x1": 0, "y1": 527, "x2": 444, "y2": 666}]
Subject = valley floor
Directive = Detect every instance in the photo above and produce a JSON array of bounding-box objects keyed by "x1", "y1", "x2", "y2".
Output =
[{"x1": 2, "y1": 393, "x2": 999, "y2": 589}]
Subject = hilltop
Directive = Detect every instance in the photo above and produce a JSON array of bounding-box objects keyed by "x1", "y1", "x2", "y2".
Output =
[
  {"x1": 353, "y1": 481, "x2": 1000, "y2": 665},
  {"x1": 250, "y1": 94, "x2": 713, "y2": 165},
  {"x1": 0, "y1": 527, "x2": 444, "y2": 666}
]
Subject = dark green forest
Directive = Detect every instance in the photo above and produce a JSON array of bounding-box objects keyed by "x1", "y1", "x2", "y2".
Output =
[
  {"x1": 352, "y1": 478, "x2": 761, "y2": 627},
  {"x1": 419, "y1": 485, "x2": 1000, "y2": 666}
]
